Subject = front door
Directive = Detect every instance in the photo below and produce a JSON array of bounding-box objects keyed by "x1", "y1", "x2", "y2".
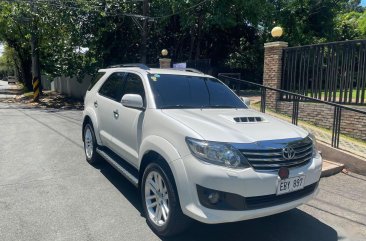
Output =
[{"x1": 110, "y1": 72, "x2": 146, "y2": 167}]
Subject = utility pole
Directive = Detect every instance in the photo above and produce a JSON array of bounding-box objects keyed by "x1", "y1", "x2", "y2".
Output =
[
  {"x1": 141, "y1": 0, "x2": 149, "y2": 64},
  {"x1": 30, "y1": 0, "x2": 42, "y2": 101}
]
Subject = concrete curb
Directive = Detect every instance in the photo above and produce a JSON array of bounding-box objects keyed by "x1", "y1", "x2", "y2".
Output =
[
  {"x1": 318, "y1": 141, "x2": 366, "y2": 176},
  {"x1": 321, "y1": 160, "x2": 344, "y2": 177}
]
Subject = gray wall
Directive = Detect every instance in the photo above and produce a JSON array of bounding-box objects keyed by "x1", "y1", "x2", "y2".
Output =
[
  {"x1": 51, "y1": 75, "x2": 92, "y2": 100},
  {"x1": 41, "y1": 75, "x2": 52, "y2": 90}
]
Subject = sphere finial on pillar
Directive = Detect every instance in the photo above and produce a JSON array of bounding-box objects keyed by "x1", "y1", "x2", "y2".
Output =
[
  {"x1": 271, "y1": 26, "x2": 283, "y2": 38},
  {"x1": 161, "y1": 49, "x2": 169, "y2": 57}
]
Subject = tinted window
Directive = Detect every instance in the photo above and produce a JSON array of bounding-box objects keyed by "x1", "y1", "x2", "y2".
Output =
[
  {"x1": 88, "y1": 72, "x2": 105, "y2": 91},
  {"x1": 148, "y1": 74, "x2": 246, "y2": 109},
  {"x1": 98, "y1": 72, "x2": 125, "y2": 101},
  {"x1": 123, "y1": 73, "x2": 146, "y2": 102},
  {"x1": 123, "y1": 73, "x2": 145, "y2": 103}
]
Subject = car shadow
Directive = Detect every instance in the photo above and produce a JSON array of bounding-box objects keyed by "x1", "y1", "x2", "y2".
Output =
[
  {"x1": 96, "y1": 162, "x2": 143, "y2": 214},
  {"x1": 96, "y1": 163, "x2": 338, "y2": 241},
  {"x1": 167, "y1": 209, "x2": 338, "y2": 241}
]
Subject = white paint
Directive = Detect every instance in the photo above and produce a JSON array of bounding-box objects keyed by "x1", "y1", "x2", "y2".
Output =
[{"x1": 83, "y1": 67, "x2": 323, "y2": 225}]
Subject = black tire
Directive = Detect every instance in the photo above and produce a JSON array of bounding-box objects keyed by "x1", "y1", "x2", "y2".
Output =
[
  {"x1": 83, "y1": 123, "x2": 101, "y2": 165},
  {"x1": 141, "y1": 162, "x2": 191, "y2": 237}
]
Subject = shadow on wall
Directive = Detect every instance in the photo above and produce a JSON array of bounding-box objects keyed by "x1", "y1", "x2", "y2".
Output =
[{"x1": 51, "y1": 75, "x2": 92, "y2": 100}]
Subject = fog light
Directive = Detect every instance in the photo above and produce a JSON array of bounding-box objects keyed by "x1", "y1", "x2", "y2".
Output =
[{"x1": 208, "y1": 192, "x2": 220, "y2": 204}]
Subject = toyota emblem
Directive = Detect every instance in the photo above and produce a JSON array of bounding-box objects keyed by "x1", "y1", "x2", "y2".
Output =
[{"x1": 282, "y1": 146, "x2": 296, "y2": 160}]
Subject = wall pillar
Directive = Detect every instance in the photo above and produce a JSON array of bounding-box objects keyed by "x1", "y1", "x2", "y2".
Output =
[
  {"x1": 159, "y1": 58, "x2": 171, "y2": 68},
  {"x1": 263, "y1": 41, "x2": 288, "y2": 109}
]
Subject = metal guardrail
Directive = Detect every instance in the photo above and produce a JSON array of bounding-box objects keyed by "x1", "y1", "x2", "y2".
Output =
[{"x1": 218, "y1": 73, "x2": 366, "y2": 148}]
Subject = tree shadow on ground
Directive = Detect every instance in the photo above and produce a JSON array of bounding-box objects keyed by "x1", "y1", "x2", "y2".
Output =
[
  {"x1": 96, "y1": 162, "x2": 338, "y2": 241},
  {"x1": 0, "y1": 89, "x2": 23, "y2": 95},
  {"x1": 0, "y1": 91, "x2": 84, "y2": 110}
]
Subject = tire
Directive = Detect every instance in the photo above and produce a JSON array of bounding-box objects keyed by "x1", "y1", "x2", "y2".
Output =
[
  {"x1": 141, "y1": 162, "x2": 191, "y2": 237},
  {"x1": 83, "y1": 123, "x2": 101, "y2": 165}
]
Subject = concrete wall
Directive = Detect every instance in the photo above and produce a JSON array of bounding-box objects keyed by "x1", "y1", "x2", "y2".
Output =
[
  {"x1": 51, "y1": 75, "x2": 92, "y2": 100},
  {"x1": 41, "y1": 76, "x2": 52, "y2": 90}
]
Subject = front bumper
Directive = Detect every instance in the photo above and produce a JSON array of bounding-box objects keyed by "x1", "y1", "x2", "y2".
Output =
[{"x1": 171, "y1": 153, "x2": 322, "y2": 224}]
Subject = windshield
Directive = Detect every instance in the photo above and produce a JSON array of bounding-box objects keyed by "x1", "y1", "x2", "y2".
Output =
[{"x1": 148, "y1": 74, "x2": 247, "y2": 109}]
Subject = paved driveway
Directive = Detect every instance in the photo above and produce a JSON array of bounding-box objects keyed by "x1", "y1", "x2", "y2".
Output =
[{"x1": 0, "y1": 103, "x2": 365, "y2": 241}]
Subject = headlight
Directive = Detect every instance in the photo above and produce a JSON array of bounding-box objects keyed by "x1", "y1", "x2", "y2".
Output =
[
  {"x1": 309, "y1": 133, "x2": 321, "y2": 158},
  {"x1": 185, "y1": 137, "x2": 250, "y2": 169}
]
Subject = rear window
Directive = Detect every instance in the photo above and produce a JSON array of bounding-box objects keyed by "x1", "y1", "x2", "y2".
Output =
[{"x1": 88, "y1": 72, "x2": 105, "y2": 91}]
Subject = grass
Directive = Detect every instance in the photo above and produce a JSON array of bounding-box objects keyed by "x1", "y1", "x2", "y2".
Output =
[{"x1": 306, "y1": 89, "x2": 365, "y2": 100}]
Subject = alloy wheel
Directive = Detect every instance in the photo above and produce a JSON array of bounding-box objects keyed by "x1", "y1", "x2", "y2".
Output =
[{"x1": 144, "y1": 171, "x2": 170, "y2": 226}]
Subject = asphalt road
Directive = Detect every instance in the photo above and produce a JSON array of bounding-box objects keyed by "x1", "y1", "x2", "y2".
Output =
[
  {"x1": 0, "y1": 80, "x2": 18, "y2": 98},
  {"x1": 0, "y1": 90, "x2": 365, "y2": 240}
]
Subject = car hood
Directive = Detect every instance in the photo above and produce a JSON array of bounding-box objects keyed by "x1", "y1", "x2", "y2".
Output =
[{"x1": 162, "y1": 108, "x2": 308, "y2": 143}]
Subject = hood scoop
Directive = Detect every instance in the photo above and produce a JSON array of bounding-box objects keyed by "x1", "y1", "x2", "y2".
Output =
[{"x1": 234, "y1": 117, "x2": 264, "y2": 123}]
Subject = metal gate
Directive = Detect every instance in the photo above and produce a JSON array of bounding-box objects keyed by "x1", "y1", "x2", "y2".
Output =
[{"x1": 282, "y1": 39, "x2": 366, "y2": 105}]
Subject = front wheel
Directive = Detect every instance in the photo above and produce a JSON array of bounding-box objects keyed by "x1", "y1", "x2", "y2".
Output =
[{"x1": 141, "y1": 162, "x2": 190, "y2": 237}]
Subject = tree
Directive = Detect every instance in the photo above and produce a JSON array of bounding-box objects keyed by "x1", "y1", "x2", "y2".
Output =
[
  {"x1": 0, "y1": 0, "x2": 363, "y2": 87},
  {"x1": 0, "y1": 1, "x2": 33, "y2": 89}
]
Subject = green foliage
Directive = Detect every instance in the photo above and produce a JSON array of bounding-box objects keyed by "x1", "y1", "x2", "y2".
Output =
[
  {"x1": 336, "y1": 11, "x2": 363, "y2": 40},
  {"x1": 0, "y1": 0, "x2": 364, "y2": 85},
  {"x1": 267, "y1": 0, "x2": 350, "y2": 45},
  {"x1": 0, "y1": 44, "x2": 15, "y2": 78}
]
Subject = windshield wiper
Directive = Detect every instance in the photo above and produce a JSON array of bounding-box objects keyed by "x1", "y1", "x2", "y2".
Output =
[
  {"x1": 161, "y1": 105, "x2": 198, "y2": 109},
  {"x1": 204, "y1": 105, "x2": 239, "y2": 108}
]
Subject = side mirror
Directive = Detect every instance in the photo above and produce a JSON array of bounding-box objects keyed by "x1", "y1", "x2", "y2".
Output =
[
  {"x1": 240, "y1": 97, "x2": 251, "y2": 107},
  {"x1": 121, "y1": 94, "x2": 145, "y2": 110}
]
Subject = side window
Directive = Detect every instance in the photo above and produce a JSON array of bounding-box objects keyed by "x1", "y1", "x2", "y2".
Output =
[
  {"x1": 98, "y1": 72, "x2": 125, "y2": 101},
  {"x1": 123, "y1": 73, "x2": 146, "y2": 102},
  {"x1": 88, "y1": 72, "x2": 105, "y2": 91}
]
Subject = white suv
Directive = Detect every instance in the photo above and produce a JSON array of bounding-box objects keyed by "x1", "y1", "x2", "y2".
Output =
[{"x1": 82, "y1": 64, "x2": 322, "y2": 237}]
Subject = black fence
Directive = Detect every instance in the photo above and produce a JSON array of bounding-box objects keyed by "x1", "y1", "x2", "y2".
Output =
[
  {"x1": 282, "y1": 39, "x2": 366, "y2": 105},
  {"x1": 218, "y1": 73, "x2": 366, "y2": 148},
  {"x1": 186, "y1": 59, "x2": 211, "y2": 74}
]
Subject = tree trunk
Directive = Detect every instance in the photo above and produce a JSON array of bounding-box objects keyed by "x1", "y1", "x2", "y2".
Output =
[
  {"x1": 141, "y1": 0, "x2": 149, "y2": 64},
  {"x1": 16, "y1": 51, "x2": 33, "y2": 91},
  {"x1": 195, "y1": 14, "x2": 203, "y2": 60},
  {"x1": 189, "y1": 31, "x2": 195, "y2": 60}
]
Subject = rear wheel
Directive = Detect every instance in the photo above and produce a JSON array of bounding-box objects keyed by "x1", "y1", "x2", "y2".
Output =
[
  {"x1": 141, "y1": 162, "x2": 190, "y2": 237},
  {"x1": 83, "y1": 123, "x2": 100, "y2": 165}
]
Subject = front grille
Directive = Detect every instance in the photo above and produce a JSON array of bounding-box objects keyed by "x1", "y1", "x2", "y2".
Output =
[{"x1": 240, "y1": 137, "x2": 313, "y2": 170}]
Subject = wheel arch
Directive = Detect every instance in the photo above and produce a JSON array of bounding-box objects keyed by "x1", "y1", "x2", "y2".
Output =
[
  {"x1": 82, "y1": 108, "x2": 101, "y2": 145},
  {"x1": 138, "y1": 136, "x2": 181, "y2": 183},
  {"x1": 139, "y1": 136, "x2": 192, "y2": 214}
]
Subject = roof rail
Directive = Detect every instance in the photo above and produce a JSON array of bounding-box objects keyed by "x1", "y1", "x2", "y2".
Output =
[
  {"x1": 175, "y1": 68, "x2": 204, "y2": 74},
  {"x1": 107, "y1": 63, "x2": 150, "y2": 70}
]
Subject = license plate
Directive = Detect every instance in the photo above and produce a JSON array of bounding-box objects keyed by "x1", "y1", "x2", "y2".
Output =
[{"x1": 276, "y1": 175, "x2": 306, "y2": 195}]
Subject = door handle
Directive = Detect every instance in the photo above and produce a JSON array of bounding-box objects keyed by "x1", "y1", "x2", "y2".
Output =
[
  {"x1": 94, "y1": 101, "x2": 98, "y2": 108},
  {"x1": 113, "y1": 110, "x2": 119, "y2": 119}
]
